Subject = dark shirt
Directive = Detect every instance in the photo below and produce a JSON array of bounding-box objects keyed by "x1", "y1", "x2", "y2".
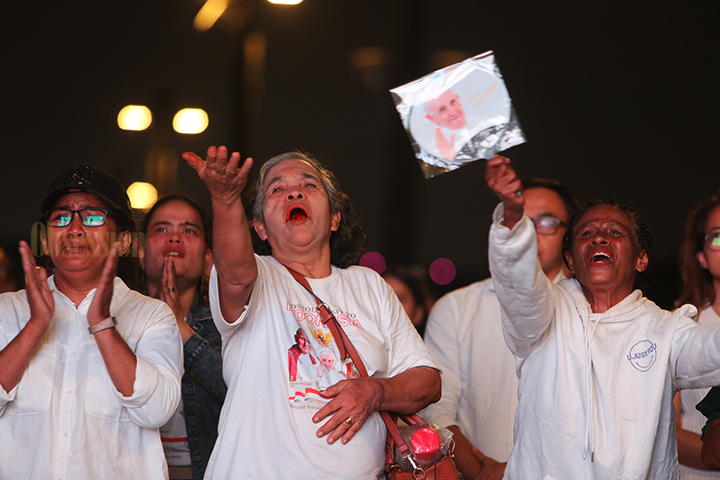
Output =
[
  {"x1": 698, "y1": 387, "x2": 720, "y2": 440},
  {"x1": 182, "y1": 295, "x2": 226, "y2": 480}
]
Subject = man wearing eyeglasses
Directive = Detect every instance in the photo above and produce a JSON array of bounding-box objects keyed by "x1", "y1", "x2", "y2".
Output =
[
  {"x1": 421, "y1": 177, "x2": 578, "y2": 480},
  {"x1": 0, "y1": 165, "x2": 182, "y2": 479}
]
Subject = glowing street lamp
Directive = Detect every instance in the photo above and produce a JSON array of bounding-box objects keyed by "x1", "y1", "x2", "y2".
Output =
[
  {"x1": 118, "y1": 103, "x2": 209, "y2": 197},
  {"x1": 117, "y1": 105, "x2": 152, "y2": 131},
  {"x1": 126, "y1": 182, "x2": 158, "y2": 209},
  {"x1": 173, "y1": 108, "x2": 209, "y2": 134}
]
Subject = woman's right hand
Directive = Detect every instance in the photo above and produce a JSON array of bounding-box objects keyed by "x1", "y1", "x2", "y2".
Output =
[
  {"x1": 19, "y1": 240, "x2": 54, "y2": 329},
  {"x1": 183, "y1": 146, "x2": 253, "y2": 204}
]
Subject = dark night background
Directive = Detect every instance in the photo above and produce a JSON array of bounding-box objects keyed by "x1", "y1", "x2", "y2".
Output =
[{"x1": 1, "y1": 1, "x2": 718, "y2": 307}]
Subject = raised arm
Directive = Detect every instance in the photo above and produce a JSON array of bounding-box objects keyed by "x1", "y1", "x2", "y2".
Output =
[
  {"x1": 183, "y1": 146, "x2": 257, "y2": 321},
  {"x1": 484, "y1": 155, "x2": 524, "y2": 227},
  {"x1": 0, "y1": 241, "x2": 54, "y2": 395},
  {"x1": 88, "y1": 243, "x2": 138, "y2": 396},
  {"x1": 485, "y1": 156, "x2": 555, "y2": 358}
]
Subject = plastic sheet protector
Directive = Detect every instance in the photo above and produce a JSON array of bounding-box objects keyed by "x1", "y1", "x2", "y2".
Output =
[{"x1": 391, "y1": 51, "x2": 525, "y2": 178}]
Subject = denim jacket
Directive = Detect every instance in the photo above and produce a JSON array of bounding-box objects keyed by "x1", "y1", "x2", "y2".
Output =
[{"x1": 183, "y1": 296, "x2": 227, "y2": 480}]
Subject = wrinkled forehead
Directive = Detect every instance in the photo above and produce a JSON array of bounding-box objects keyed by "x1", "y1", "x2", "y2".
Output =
[
  {"x1": 53, "y1": 190, "x2": 108, "y2": 209},
  {"x1": 574, "y1": 205, "x2": 636, "y2": 234},
  {"x1": 263, "y1": 158, "x2": 322, "y2": 189}
]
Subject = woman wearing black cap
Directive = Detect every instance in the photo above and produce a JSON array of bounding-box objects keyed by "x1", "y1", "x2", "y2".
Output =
[{"x1": 0, "y1": 165, "x2": 182, "y2": 479}]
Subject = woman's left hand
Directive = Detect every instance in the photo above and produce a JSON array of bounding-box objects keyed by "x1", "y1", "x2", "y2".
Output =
[
  {"x1": 313, "y1": 378, "x2": 384, "y2": 445},
  {"x1": 87, "y1": 242, "x2": 120, "y2": 326},
  {"x1": 159, "y1": 257, "x2": 184, "y2": 323}
]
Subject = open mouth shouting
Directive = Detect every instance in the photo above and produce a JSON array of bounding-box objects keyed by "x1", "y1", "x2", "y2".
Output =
[
  {"x1": 286, "y1": 206, "x2": 309, "y2": 222},
  {"x1": 588, "y1": 249, "x2": 613, "y2": 265}
]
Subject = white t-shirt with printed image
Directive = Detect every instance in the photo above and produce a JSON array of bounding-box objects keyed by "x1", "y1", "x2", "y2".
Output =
[{"x1": 204, "y1": 255, "x2": 438, "y2": 480}]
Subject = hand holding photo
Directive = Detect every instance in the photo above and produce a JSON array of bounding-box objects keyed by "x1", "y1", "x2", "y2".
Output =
[{"x1": 391, "y1": 51, "x2": 525, "y2": 178}]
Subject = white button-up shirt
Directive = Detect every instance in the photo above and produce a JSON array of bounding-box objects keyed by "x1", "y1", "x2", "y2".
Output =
[{"x1": 0, "y1": 276, "x2": 182, "y2": 480}]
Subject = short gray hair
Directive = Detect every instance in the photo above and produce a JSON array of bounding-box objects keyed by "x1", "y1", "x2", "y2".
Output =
[
  {"x1": 249, "y1": 151, "x2": 367, "y2": 268},
  {"x1": 252, "y1": 151, "x2": 341, "y2": 223}
]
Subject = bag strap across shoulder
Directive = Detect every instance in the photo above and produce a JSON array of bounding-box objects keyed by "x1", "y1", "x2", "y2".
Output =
[{"x1": 284, "y1": 265, "x2": 417, "y2": 457}]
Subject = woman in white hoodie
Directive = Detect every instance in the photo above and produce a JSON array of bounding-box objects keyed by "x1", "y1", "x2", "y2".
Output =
[{"x1": 485, "y1": 156, "x2": 720, "y2": 480}]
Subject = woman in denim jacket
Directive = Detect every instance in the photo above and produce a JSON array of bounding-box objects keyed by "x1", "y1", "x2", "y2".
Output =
[{"x1": 140, "y1": 194, "x2": 226, "y2": 480}]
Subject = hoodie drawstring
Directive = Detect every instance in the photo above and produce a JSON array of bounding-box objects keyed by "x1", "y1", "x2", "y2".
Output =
[{"x1": 583, "y1": 316, "x2": 601, "y2": 462}]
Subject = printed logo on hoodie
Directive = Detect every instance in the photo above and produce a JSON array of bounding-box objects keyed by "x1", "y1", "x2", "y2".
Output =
[{"x1": 627, "y1": 340, "x2": 657, "y2": 372}]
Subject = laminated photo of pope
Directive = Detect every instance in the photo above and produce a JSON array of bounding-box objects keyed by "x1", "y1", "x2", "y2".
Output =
[
  {"x1": 396, "y1": 52, "x2": 524, "y2": 179},
  {"x1": 424, "y1": 88, "x2": 468, "y2": 162}
]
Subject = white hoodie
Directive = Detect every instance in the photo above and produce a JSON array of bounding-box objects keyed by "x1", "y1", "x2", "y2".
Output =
[{"x1": 489, "y1": 205, "x2": 720, "y2": 480}]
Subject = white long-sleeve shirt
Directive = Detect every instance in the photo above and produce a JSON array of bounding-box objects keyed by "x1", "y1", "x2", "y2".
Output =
[
  {"x1": 0, "y1": 276, "x2": 183, "y2": 480},
  {"x1": 422, "y1": 272, "x2": 564, "y2": 463},
  {"x1": 421, "y1": 278, "x2": 517, "y2": 462},
  {"x1": 489, "y1": 204, "x2": 720, "y2": 480}
]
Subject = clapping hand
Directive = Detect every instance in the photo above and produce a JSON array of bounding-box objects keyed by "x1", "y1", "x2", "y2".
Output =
[
  {"x1": 19, "y1": 241, "x2": 54, "y2": 329},
  {"x1": 87, "y1": 242, "x2": 120, "y2": 328}
]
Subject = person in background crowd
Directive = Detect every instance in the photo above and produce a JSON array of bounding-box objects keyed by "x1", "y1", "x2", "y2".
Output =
[
  {"x1": 697, "y1": 388, "x2": 720, "y2": 469},
  {"x1": 182, "y1": 146, "x2": 440, "y2": 479},
  {"x1": 674, "y1": 191, "x2": 720, "y2": 477},
  {"x1": 139, "y1": 194, "x2": 225, "y2": 480},
  {"x1": 0, "y1": 164, "x2": 182, "y2": 479},
  {"x1": 486, "y1": 156, "x2": 720, "y2": 479},
  {"x1": 382, "y1": 265, "x2": 429, "y2": 336},
  {"x1": 0, "y1": 246, "x2": 22, "y2": 293},
  {"x1": 421, "y1": 177, "x2": 578, "y2": 480}
]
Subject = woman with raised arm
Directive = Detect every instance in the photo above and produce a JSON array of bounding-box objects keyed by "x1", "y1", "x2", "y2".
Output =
[
  {"x1": 182, "y1": 146, "x2": 440, "y2": 479},
  {"x1": 485, "y1": 156, "x2": 720, "y2": 479},
  {"x1": 674, "y1": 191, "x2": 720, "y2": 479}
]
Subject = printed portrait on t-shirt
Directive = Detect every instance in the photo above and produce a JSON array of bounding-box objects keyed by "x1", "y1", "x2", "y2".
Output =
[
  {"x1": 286, "y1": 314, "x2": 363, "y2": 408},
  {"x1": 288, "y1": 328, "x2": 323, "y2": 383}
]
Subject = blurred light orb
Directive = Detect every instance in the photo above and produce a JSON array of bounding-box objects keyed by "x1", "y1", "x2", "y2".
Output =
[
  {"x1": 173, "y1": 108, "x2": 209, "y2": 134},
  {"x1": 193, "y1": 0, "x2": 228, "y2": 31},
  {"x1": 117, "y1": 105, "x2": 152, "y2": 131},
  {"x1": 127, "y1": 182, "x2": 158, "y2": 209},
  {"x1": 359, "y1": 251, "x2": 386, "y2": 274},
  {"x1": 429, "y1": 257, "x2": 456, "y2": 285},
  {"x1": 268, "y1": 0, "x2": 303, "y2": 4}
]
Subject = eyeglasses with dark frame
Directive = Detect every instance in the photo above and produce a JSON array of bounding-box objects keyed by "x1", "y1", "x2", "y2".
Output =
[
  {"x1": 531, "y1": 214, "x2": 567, "y2": 236},
  {"x1": 705, "y1": 228, "x2": 720, "y2": 251},
  {"x1": 45, "y1": 208, "x2": 109, "y2": 227}
]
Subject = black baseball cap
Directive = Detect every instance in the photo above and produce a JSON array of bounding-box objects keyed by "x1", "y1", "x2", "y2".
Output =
[{"x1": 41, "y1": 165, "x2": 133, "y2": 218}]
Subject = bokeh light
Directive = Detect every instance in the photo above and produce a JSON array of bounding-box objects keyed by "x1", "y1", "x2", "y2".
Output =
[
  {"x1": 359, "y1": 251, "x2": 386, "y2": 274},
  {"x1": 193, "y1": 0, "x2": 228, "y2": 31},
  {"x1": 429, "y1": 258, "x2": 456, "y2": 285},
  {"x1": 117, "y1": 105, "x2": 152, "y2": 131},
  {"x1": 127, "y1": 182, "x2": 158, "y2": 209},
  {"x1": 173, "y1": 108, "x2": 209, "y2": 134},
  {"x1": 268, "y1": 0, "x2": 303, "y2": 4}
]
